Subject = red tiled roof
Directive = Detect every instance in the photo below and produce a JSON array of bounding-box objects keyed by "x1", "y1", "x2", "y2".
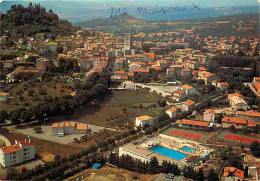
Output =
[
  {"x1": 0, "y1": 145, "x2": 22, "y2": 154},
  {"x1": 204, "y1": 109, "x2": 215, "y2": 114},
  {"x1": 223, "y1": 167, "x2": 244, "y2": 180},
  {"x1": 184, "y1": 100, "x2": 195, "y2": 106},
  {"x1": 219, "y1": 82, "x2": 228, "y2": 86},
  {"x1": 181, "y1": 119, "x2": 209, "y2": 127},
  {"x1": 222, "y1": 117, "x2": 247, "y2": 125},
  {"x1": 236, "y1": 111, "x2": 260, "y2": 117},
  {"x1": 127, "y1": 72, "x2": 134, "y2": 77},
  {"x1": 134, "y1": 69, "x2": 149, "y2": 73},
  {"x1": 175, "y1": 90, "x2": 186, "y2": 95},
  {"x1": 15, "y1": 140, "x2": 34, "y2": 146},
  {"x1": 144, "y1": 52, "x2": 155, "y2": 59}
]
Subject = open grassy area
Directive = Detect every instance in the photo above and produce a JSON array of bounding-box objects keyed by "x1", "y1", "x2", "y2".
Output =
[
  {"x1": 161, "y1": 127, "x2": 213, "y2": 142},
  {"x1": 1, "y1": 82, "x2": 73, "y2": 111},
  {"x1": 54, "y1": 90, "x2": 163, "y2": 129}
]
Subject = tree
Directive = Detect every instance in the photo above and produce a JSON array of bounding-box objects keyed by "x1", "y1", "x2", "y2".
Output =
[
  {"x1": 27, "y1": 56, "x2": 36, "y2": 62},
  {"x1": 183, "y1": 166, "x2": 195, "y2": 179},
  {"x1": 20, "y1": 111, "x2": 32, "y2": 122},
  {"x1": 7, "y1": 167, "x2": 18, "y2": 180},
  {"x1": 28, "y1": 89, "x2": 35, "y2": 97},
  {"x1": 230, "y1": 125, "x2": 236, "y2": 132},
  {"x1": 11, "y1": 112, "x2": 20, "y2": 126},
  {"x1": 0, "y1": 110, "x2": 8, "y2": 124},
  {"x1": 56, "y1": 46, "x2": 63, "y2": 54},
  {"x1": 220, "y1": 150, "x2": 228, "y2": 160},
  {"x1": 196, "y1": 168, "x2": 205, "y2": 181},
  {"x1": 149, "y1": 157, "x2": 159, "y2": 174},
  {"x1": 244, "y1": 166, "x2": 248, "y2": 178},
  {"x1": 207, "y1": 84, "x2": 216, "y2": 93},
  {"x1": 207, "y1": 169, "x2": 219, "y2": 181},
  {"x1": 38, "y1": 88, "x2": 47, "y2": 95},
  {"x1": 249, "y1": 141, "x2": 260, "y2": 157},
  {"x1": 34, "y1": 126, "x2": 42, "y2": 133},
  {"x1": 161, "y1": 99, "x2": 167, "y2": 107},
  {"x1": 158, "y1": 111, "x2": 170, "y2": 123},
  {"x1": 226, "y1": 146, "x2": 233, "y2": 152}
]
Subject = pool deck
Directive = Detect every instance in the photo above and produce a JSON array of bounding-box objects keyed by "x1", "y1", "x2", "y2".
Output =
[{"x1": 121, "y1": 144, "x2": 187, "y2": 168}]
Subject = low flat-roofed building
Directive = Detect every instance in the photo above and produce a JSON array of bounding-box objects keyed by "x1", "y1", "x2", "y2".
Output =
[
  {"x1": 236, "y1": 111, "x2": 260, "y2": 122},
  {"x1": 222, "y1": 117, "x2": 256, "y2": 129},
  {"x1": 122, "y1": 81, "x2": 137, "y2": 90},
  {"x1": 180, "y1": 119, "x2": 210, "y2": 130}
]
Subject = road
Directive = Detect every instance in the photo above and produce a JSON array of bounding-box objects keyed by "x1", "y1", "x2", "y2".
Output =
[
  {"x1": 195, "y1": 93, "x2": 226, "y2": 107},
  {"x1": 0, "y1": 135, "x2": 11, "y2": 146},
  {"x1": 243, "y1": 82, "x2": 260, "y2": 97}
]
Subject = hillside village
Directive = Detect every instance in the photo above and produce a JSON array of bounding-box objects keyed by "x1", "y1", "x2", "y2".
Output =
[{"x1": 0, "y1": 3, "x2": 259, "y2": 181}]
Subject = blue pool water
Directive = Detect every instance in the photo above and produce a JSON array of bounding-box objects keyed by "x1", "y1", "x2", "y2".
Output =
[
  {"x1": 180, "y1": 146, "x2": 195, "y2": 153},
  {"x1": 149, "y1": 146, "x2": 187, "y2": 160}
]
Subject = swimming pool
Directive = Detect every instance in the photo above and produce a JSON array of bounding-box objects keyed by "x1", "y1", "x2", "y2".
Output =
[
  {"x1": 149, "y1": 146, "x2": 187, "y2": 160},
  {"x1": 180, "y1": 146, "x2": 195, "y2": 153}
]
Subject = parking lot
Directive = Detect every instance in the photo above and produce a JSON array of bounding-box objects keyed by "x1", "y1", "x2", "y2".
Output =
[
  {"x1": 14, "y1": 124, "x2": 105, "y2": 144},
  {"x1": 137, "y1": 84, "x2": 180, "y2": 97}
]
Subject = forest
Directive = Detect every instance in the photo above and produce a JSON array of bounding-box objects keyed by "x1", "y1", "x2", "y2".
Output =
[{"x1": 2, "y1": 3, "x2": 76, "y2": 36}]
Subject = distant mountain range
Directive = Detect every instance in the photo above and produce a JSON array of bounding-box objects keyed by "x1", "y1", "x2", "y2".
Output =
[
  {"x1": 1, "y1": 1, "x2": 259, "y2": 23},
  {"x1": 78, "y1": 14, "x2": 139, "y2": 28}
]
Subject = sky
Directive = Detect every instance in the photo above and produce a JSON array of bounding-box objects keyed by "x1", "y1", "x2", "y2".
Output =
[{"x1": 0, "y1": 0, "x2": 259, "y2": 7}]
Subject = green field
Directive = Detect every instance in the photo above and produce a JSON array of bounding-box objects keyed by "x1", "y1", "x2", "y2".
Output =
[
  {"x1": 161, "y1": 127, "x2": 212, "y2": 142},
  {"x1": 2, "y1": 82, "x2": 73, "y2": 111}
]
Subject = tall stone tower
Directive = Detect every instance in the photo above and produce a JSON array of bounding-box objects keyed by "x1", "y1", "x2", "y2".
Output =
[{"x1": 124, "y1": 33, "x2": 133, "y2": 50}]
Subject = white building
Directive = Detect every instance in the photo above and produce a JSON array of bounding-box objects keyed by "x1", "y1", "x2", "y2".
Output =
[
  {"x1": 229, "y1": 96, "x2": 248, "y2": 111},
  {"x1": 166, "y1": 108, "x2": 177, "y2": 118},
  {"x1": 0, "y1": 140, "x2": 36, "y2": 168},
  {"x1": 0, "y1": 92, "x2": 10, "y2": 102},
  {"x1": 203, "y1": 109, "x2": 216, "y2": 122},
  {"x1": 135, "y1": 115, "x2": 154, "y2": 128},
  {"x1": 122, "y1": 81, "x2": 137, "y2": 90},
  {"x1": 217, "y1": 82, "x2": 229, "y2": 90},
  {"x1": 181, "y1": 84, "x2": 196, "y2": 96},
  {"x1": 179, "y1": 100, "x2": 196, "y2": 112}
]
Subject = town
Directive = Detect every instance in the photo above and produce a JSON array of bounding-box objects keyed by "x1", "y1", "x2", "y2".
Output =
[{"x1": 0, "y1": 2, "x2": 259, "y2": 181}]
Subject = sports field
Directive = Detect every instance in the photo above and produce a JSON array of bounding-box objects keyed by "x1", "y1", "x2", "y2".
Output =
[
  {"x1": 161, "y1": 127, "x2": 212, "y2": 142},
  {"x1": 217, "y1": 132, "x2": 260, "y2": 144}
]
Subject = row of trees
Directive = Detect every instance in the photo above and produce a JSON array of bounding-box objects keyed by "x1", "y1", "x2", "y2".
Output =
[
  {"x1": 183, "y1": 166, "x2": 219, "y2": 181},
  {"x1": 9, "y1": 146, "x2": 105, "y2": 180},
  {"x1": 108, "y1": 153, "x2": 180, "y2": 175}
]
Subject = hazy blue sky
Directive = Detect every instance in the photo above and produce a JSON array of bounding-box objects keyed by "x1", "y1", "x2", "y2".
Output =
[{"x1": 1, "y1": 0, "x2": 259, "y2": 7}]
